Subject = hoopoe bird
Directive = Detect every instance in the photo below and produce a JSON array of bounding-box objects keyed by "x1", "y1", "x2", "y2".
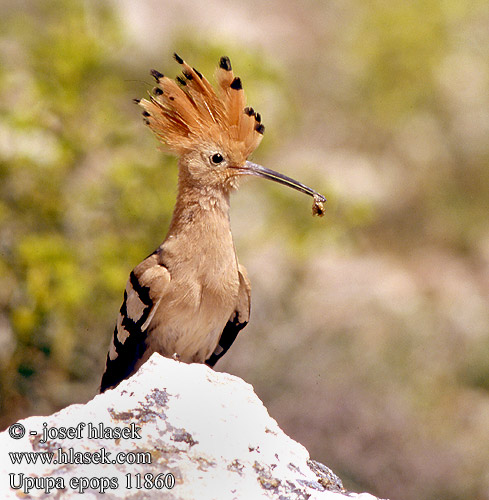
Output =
[{"x1": 100, "y1": 54, "x2": 325, "y2": 392}]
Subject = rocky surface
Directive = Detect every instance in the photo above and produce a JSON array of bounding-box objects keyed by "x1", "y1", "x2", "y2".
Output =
[{"x1": 0, "y1": 354, "x2": 383, "y2": 499}]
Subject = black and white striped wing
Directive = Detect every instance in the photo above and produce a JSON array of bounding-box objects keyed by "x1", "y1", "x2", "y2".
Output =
[
  {"x1": 205, "y1": 265, "x2": 251, "y2": 367},
  {"x1": 100, "y1": 255, "x2": 170, "y2": 392},
  {"x1": 205, "y1": 312, "x2": 248, "y2": 367}
]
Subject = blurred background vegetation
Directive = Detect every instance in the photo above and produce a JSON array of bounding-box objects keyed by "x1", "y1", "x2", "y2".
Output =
[{"x1": 1, "y1": 0, "x2": 489, "y2": 498}]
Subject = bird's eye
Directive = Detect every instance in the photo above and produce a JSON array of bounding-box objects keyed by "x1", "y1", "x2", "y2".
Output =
[{"x1": 210, "y1": 153, "x2": 224, "y2": 165}]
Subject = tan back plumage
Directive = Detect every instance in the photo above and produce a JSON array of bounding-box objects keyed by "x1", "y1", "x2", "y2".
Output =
[{"x1": 137, "y1": 54, "x2": 264, "y2": 162}]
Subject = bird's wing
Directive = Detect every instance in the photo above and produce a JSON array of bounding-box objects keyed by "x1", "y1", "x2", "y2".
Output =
[
  {"x1": 205, "y1": 264, "x2": 251, "y2": 367},
  {"x1": 100, "y1": 252, "x2": 170, "y2": 392}
]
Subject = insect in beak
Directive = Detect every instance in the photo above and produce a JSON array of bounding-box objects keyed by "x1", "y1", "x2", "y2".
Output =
[{"x1": 238, "y1": 161, "x2": 326, "y2": 216}]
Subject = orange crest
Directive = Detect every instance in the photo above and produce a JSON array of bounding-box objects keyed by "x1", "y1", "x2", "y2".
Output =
[{"x1": 137, "y1": 54, "x2": 264, "y2": 162}]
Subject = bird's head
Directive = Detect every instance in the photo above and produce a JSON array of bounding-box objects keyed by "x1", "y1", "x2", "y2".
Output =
[{"x1": 137, "y1": 54, "x2": 325, "y2": 215}]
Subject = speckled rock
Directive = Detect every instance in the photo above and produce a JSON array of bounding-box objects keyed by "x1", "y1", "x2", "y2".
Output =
[{"x1": 0, "y1": 354, "x2": 384, "y2": 499}]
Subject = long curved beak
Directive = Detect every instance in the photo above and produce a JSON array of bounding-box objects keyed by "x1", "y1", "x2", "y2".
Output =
[{"x1": 242, "y1": 161, "x2": 326, "y2": 203}]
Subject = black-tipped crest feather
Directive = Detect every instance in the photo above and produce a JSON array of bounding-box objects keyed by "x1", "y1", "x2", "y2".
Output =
[
  {"x1": 150, "y1": 69, "x2": 164, "y2": 81},
  {"x1": 219, "y1": 56, "x2": 232, "y2": 71},
  {"x1": 138, "y1": 55, "x2": 264, "y2": 157}
]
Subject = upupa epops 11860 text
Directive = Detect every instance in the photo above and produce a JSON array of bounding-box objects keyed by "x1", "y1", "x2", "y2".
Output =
[{"x1": 100, "y1": 54, "x2": 326, "y2": 392}]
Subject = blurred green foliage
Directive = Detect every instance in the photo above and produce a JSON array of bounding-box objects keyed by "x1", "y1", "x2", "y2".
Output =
[
  {"x1": 350, "y1": 0, "x2": 489, "y2": 253},
  {"x1": 0, "y1": 0, "x2": 177, "y2": 418}
]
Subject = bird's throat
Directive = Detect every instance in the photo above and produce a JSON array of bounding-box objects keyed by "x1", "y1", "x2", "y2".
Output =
[{"x1": 167, "y1": 182, "x2": 232, "y2": 236}]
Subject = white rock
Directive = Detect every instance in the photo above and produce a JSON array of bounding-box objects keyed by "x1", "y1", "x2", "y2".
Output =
[{"x1": 0, "y1": 354, "x2": 385, "y2": 499}]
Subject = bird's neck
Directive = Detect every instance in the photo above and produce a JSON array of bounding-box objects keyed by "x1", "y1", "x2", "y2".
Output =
[
  {"x1": 162, "y1": 169, "x2": 238, "y2": 279},
  {"x1": 166, "y1": 169, "x2": 232, "y2": 240},
  {"x1": 158, "y1": 154, "x2": 239, "y2": 284}
]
